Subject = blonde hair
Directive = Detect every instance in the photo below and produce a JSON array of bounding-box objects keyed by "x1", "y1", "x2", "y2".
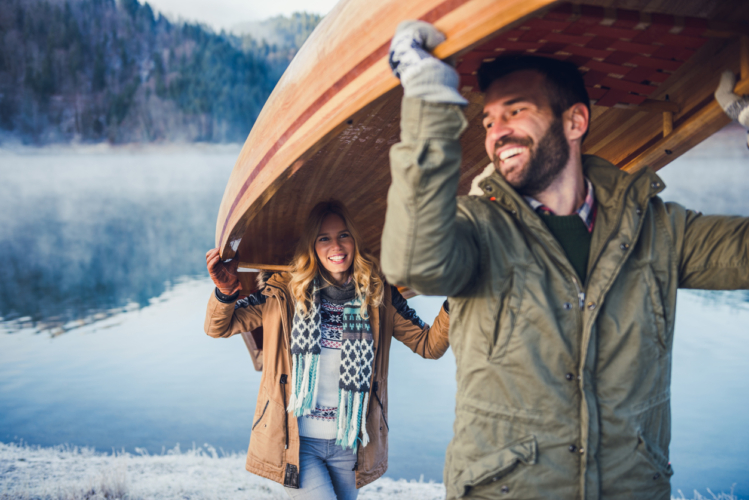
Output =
[{"x1": 289, "y1": 200, "x2": 384, "y2": 318}]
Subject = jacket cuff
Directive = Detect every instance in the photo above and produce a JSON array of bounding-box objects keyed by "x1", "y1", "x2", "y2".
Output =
[
  {"x1": 214, "y1": 287, "x2": 239, "y2": 303},
  {"x1": 400, "y1": 97, "x2": 469, "y2": 141}
]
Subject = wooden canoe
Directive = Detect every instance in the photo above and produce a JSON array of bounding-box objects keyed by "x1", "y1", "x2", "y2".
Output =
[{"x1": 217, "y1": 0, "x2": 749, "y2": 273}]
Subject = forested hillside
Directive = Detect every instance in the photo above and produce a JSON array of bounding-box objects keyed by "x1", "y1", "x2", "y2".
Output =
[{"x1": 0, "y1": 0, "x2": 321, "y2": 143}]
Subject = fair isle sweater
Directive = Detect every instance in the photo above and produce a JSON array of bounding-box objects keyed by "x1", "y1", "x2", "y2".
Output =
[{"x1": 297, "y1": 281, "x2": 355, "y2": 439}]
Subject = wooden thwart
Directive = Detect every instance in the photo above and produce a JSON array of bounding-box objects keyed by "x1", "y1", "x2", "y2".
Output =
[{"x1": 622, "y1": 76, "x2": 749, "y2": 172}]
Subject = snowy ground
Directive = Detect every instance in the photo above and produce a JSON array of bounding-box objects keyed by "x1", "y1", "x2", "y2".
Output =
[{"x1": 0, "y1": 442, "x2": 740, "y2": 500}]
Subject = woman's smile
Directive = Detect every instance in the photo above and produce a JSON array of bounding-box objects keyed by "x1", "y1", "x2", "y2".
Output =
[{"x1": 315, "y1": 214, "x2": 355, "y2": 285}]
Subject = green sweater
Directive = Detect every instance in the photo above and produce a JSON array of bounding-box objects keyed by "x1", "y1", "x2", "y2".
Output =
[{"x1": 539, "y1": 213, "x2": 592, "y2": 283}]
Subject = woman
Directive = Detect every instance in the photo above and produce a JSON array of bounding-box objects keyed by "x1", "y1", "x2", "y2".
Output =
[{"x1": 204, "y1": 200, "x2": 450, "y2": 499}]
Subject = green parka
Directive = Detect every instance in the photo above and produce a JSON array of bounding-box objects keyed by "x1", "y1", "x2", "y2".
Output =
[{"x1": 381, "y1": 98, "x2": 749, "y2": 500}]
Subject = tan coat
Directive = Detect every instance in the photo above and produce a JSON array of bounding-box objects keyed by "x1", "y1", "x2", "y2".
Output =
[
  {"x1": 381, "y1": 98, "x2": 749, "y2": 499},
  {"x1": 204, "y1": 272, "x2": 450, "y2": 489}
]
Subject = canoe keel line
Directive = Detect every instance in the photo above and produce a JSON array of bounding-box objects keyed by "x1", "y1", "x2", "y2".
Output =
[{"x1": 217, "y1": 0, "x2": 749, "y2": 275}]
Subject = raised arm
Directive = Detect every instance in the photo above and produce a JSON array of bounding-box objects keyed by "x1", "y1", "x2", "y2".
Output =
[
  {"x1": 204, "y1": 248, "x2": 264, "y2": 338},
  {"x1": 389, "y1": 286, "x2": 450, "y2": 359},
  {"x1": 380, "y1": 21, "x2": 480, "y2": 296}
]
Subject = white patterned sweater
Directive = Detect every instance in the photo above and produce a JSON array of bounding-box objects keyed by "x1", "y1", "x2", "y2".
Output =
[{"x1": 297, "y1": 298, "x2": 345, "y2": 439}]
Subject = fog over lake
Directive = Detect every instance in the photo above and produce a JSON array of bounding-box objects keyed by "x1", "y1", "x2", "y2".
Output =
[{"x1": 0, "y1": 125, "x2": 748, "y2": 497}]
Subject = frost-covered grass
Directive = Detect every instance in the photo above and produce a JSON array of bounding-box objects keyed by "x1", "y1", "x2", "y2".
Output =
[
  {"x1": 0, "y1": 441, "x2": 740, "y2": 500},
  {"x1": 0, "y1": 442, "x2": 444, "y2": 500}
]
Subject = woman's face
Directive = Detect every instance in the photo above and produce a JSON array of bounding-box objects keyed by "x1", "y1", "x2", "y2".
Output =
[{"x1": 315, "y1": 213, "x2": 355, "y2": 286}]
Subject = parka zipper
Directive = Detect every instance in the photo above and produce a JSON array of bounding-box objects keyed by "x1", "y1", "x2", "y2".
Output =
[
  {"x1": 572, "y1": 277, "x2": 585, "y2": 311},
  {"x1": 280, "y1": 374, "x2": 289, "y2": 450}
]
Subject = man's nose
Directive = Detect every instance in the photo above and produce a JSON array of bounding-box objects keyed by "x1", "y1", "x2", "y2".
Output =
[
  {"x1": 490, "y1": 120, "x2": 513, "y2": 143},
  {"x1": 487, "y1": 120, "x2": 513, "y2": 151}
]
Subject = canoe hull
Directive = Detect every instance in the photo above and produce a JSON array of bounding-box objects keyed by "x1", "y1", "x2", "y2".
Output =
[{"x1": 217, "y1": 0, "x2": 749, "y2": 268}]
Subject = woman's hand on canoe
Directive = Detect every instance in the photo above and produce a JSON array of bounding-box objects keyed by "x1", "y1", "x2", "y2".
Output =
[{"x1": 206, "y1": 248, "x2": 242, "y2": 296}]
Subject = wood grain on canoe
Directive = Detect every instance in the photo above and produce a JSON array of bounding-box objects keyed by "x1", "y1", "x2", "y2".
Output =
[{"x1": 217, "y1": 0, "x2": 749, "y2": 270}]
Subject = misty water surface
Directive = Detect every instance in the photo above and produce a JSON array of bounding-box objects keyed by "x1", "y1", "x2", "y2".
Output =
[{"x1": 0, "y1": 127, "x2": 748, "y2": 496}]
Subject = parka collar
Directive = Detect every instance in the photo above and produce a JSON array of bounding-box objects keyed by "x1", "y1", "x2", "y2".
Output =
[{"x1": 476, "y1": 154, "x2": 666, "y2": 218}]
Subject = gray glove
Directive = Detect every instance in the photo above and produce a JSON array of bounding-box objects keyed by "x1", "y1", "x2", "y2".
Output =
[
  {"x1": 389, "y1": 20, "x2": 467, "y2": 106},
  {"x1": 715, "y1": 71, "x2": 749, "y2": 148}
]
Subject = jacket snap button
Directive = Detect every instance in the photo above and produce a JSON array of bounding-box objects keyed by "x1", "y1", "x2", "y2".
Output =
[
  {"x1": 653, "y1": 473, "x2": 660, "y2": 480},
  {"x1": 651, "y1": 182, "x2": 660, "y2": 189},
  {"x1": 565, "y1": 373, "x2": 574, "y2": 381},
  {"x1": 587, "y1": 302, "x2": 596, "y2": 310},
  {"x1": 485, "y1": 185, "x2": 493, "y2": 192},
  {"x1": 492, "y1": 476, "x2": 499, "y2": 482},
  {"x1": 500, "y1": 485, "x2": 510, "y2": 493},
  {"x1": 563, "y1": 302, "x2": 572, "y2": 310},
  {"x1": 579, "y1": 447, "x2": 585, "y2": 454},
  {"x1": 620, "y1": 242, "x2": 629, "y2": 250},
  {"x1": 568, "y1": 444, "x2": 577, "y2": 453},
  {"x1": 636, "y1": 208, "x2": 642, "y2": 215}
]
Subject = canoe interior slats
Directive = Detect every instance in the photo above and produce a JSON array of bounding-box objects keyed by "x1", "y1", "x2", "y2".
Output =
[{"x1": 219, "y1": 0, "x2": 749, "y2": 268}]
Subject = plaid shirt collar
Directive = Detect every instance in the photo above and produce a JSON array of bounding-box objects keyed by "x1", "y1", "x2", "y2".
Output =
[{"x1": 524, "y1": 178, "x2": 597, "y2": 233}]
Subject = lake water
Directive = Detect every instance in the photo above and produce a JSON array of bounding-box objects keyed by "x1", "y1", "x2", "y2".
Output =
[{"x1": 1, "y1": 127, "x2": 748, "y2": 496}]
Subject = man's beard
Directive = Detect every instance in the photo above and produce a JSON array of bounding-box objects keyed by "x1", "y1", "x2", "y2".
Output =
[{"x1": 492, "y1": 117, "x2": 569, "y2": 197}]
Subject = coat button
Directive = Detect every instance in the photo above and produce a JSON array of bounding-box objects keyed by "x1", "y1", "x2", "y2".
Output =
[
  {"x1": 651, "y1": 181, "x2": 661, "y2": 189},
  {"x1": 620, "y1": 242, "x2": 629, "y2": 250},
  {"x1": 636, "y1": 208, "x2": 643, "y2": 215},
  {"x1": 565, "y1": 373, "x2": 574, "y2": 381},
  {"x1": 653, "y1": 473, "x2": 661, "y2": 480},
  {"x1": 569, "y1": 444, "x2": 577, "y2": 453},
  {"x1": 579, "y1": 447, "x2": 585, "y2": 454},
  {"x1": 587, "y1": 302, "x2": 596, "y2": 310},
  {"x1": 563, "y1": 302, "x2": 572, "y2": 310},
  {"x1": 500, "y1": 485, "x2": 510, "y2": 493}
]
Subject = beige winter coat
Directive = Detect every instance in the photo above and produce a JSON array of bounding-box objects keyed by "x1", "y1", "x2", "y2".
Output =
[{"x1": 204, "y1": 272, "x2": 450, "y2": 489}]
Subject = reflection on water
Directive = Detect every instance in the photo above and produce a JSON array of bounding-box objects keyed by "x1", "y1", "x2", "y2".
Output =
[
  {"x1": 0, "y1": 145, "x2": 239, "y2": 334},
  {"x1": 0, "y1": 125, "x2": 747, "y2": 495}
]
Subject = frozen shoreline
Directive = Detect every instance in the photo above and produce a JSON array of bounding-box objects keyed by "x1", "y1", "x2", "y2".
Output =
[{"x1": 0, "y1": 442, "x2": 740, "y2": 500}]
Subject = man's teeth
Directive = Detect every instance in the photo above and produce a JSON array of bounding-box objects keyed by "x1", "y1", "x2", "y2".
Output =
[{"x1": 499, "y1": 147, "x2": 526, "y2": 161}]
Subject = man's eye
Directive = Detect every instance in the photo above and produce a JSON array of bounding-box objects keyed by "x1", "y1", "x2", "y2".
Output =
[
  {"x1": 484, "y1": 122, "x2": 493, "y2": 130},
  {"x1": 511, "y1": 108, "x2": 525, "y2": 116}
]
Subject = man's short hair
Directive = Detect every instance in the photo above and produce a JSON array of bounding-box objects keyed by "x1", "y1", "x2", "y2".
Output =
[{"x1": 477, "y1": 55, "x2": 590, "y2": 119}]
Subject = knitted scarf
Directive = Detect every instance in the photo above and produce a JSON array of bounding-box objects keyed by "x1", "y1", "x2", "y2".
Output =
[{"x1": 287, "y1": 282, "x2": 374, "y2": 451}]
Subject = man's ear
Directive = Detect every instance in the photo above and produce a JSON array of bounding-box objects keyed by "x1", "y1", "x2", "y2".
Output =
[{"x1": 564, "y1": 103, "x2": 589, "y2": 143}]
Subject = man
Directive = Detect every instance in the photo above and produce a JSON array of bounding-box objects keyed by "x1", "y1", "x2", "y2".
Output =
[{"x1": 381, "y1": 21, "x2": 749, "y2": 500}]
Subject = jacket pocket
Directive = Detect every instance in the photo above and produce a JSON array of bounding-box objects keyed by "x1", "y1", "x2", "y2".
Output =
[
  {"x1": 249, "y1": 388, "x2": 285, "y2": 468},
  {"x1": 636, "y1": 432, "x2": 673, "y2": 479},
  {"x1": 372, "y1": 380, "x2": 389, "y2": 431},
  {"x1": 645, "y1": 265, "x2": 669, "y2": 353},
  {"x1": 488, "y1": 268, "x2": 525, "y2": 363},
  {"x1": 450, "y1": 435, "x2": 537, "y2": 499},
  {"x1": 252, "y1": 400, "x2": 269, "y2": 430}
]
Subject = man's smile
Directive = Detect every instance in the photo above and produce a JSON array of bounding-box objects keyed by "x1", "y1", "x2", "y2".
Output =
[{"x1": 498, "y1": 146, "x2": 528, "y2": 162}]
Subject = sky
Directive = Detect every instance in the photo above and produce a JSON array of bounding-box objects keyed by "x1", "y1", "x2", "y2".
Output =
[{"x1": 144, "y1": 0, "x2": 340, "y2": 32}]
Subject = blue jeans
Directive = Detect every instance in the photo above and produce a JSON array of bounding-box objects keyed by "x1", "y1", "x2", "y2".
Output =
[{"x1": 284, "y1": 436, "x2": 359, "y2": 500}]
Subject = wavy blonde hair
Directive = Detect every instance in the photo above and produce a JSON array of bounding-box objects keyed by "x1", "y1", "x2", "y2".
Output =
[{"x1": 289, "y1": 200, "x2": 384, "y2": 318}]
